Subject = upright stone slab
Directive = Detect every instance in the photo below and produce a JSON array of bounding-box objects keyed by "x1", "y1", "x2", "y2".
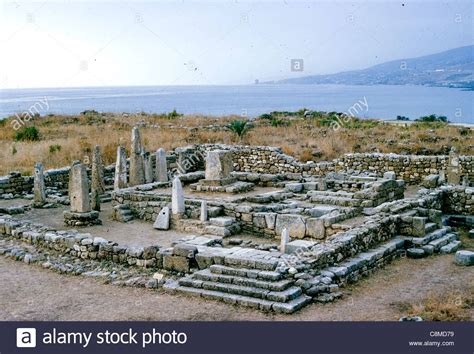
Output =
[
  {"x1": 200, "y1": 200, "x2": 208, "y2": 222},
  {"x1": 129, "y1": 127, "x2": 145, "y2": 186},
  {"x1": 172, "y1": 177, "x2": 185, "y2": 215},
  {"x1": 91, "y1": 145, "x2": 105, "y2": 195},
  {"x1": 205, "y1": 150, "x2": 233, "y2": 181},
  {"x1": 448, "y1": 147, "x2": 461, "y2": 185},
  {"x1": 153, "y1": 206, "x2": 170, "y2": 230},
  {"x1": 64, "y1": 162, "x2": 101, "y2": 226},
  {"x1": 155, "y1": 148, "x2": 168, "y2": 182},
  {"x1": 114, "y1": 146, "x2": 128, "y2": 190},
  {"x1": 280, "y1": 228, "x2": 290, "y2": 254},
  {"x1": 69, "y1": 162, "x2": 90, "y2": 213},
  {"x1": 144, "y1": 152, "x2": 154, "y2": 184},
  {"x1": 33, "y1": 162, "x2": 46, "y2": 207}
]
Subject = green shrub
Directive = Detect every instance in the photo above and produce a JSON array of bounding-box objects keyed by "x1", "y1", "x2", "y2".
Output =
[
  {"x1": 259, "y1": 113, "x2": 274, "y2": 120},
  {"x1": 416, "y1": 114, "x2": 448, "y2": 123},
  {"x1": 228, "y1": 120, "x2": 252, "y2": 138},
  {"x1": 396, "y1": 115, "x2": 410, "y2": 121},
  {"x1": 14, "y1": 126, "x2": 40, "y2": 141},
  {"x1": 49, "y1": 144, "x2": 62, "y2": 153},
  {"x1": 167, "y1": 109, "x2": 182, "y2": 119},
  {"x1": 270, "y1": 118, "x2": 291, "y2": 127}
]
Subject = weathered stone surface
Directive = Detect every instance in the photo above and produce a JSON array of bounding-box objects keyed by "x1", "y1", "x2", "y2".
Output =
[
  {"x1": 155, "y1": 148, "x2": 168, "y2": 182},
  {"x1": 275, "y1": 214, "x2": 306, "y2": 238},
  {"x1": 33, "y1": 162, "x2": 46, "y2": 206},
  {"x1": 69, "y1": 162, "x2": 90, "y2": 213},
  {"x1": 114, "y1": 146, "x2": 128, "y2": 189},
  {"x1": 153, "y1": 206, "x2": 170, "y2": 230},
  {"x1": 200, "y1": 200, "x2": 208, "y2": 222},
  {"x1": 383, "y1": 171, "x2": 396, "y2": 180},
  {"x1": 305, "y1": 218, "x2": 325, "y2": 239},
  {"x1": 171, "y1": 177, "x2": 185, "y2": 215},
  {"x1": 173, "y1": 243, "x2": 198, "y2": 258},
  {"x1": 144, "y1": 152, "x2": 154, "y2": 184},
  {"x1": 407, "y1": 248, "x2": 425, "y2": 259},
  {"x1": 205, "y1": 150, "x2": 233, "y2": 180},
  {"x1": 91, "y1": 145, "x2": 105, "y2": 194},
  {"x1": 454, "y1": 250, "x2": 474, "y2": 266},
  {"x1": 280, "y1": 228, "x2": 289, "y2": 253},
  {"x1": 129, "y1": 127, "x2": 145, "y2": 186}
]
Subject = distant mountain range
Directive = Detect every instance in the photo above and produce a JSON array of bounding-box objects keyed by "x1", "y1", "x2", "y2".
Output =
[{"x1": 269, "y1": 45, "x2": 474, "y2": 89}]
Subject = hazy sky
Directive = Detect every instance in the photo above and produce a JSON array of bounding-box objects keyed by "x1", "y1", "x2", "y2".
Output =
[{"x1": 0, "y1": 0, "x2": 472, "y2": 88}]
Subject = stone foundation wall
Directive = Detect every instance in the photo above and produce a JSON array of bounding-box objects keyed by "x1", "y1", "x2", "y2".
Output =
[
  {"x1": 441, "y1": 186, "x2": 474, "y2": 215},
  {"x1": 171, "y1": 144, "x2": 474, "y2": 185}
]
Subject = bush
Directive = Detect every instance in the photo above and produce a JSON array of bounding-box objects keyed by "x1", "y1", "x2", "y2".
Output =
[
  {"x1": 167, "y1": 109, "x2": 182, "y2": 119},
  {"x1": 14, "y1": 126, "x2": 40, "y2": 141},
  {"x1": 259, "y1": 113, "x2": 274, "y2": 120},
  {"x1": 396, "y1": 115, "x2": 410, "y2": 121},
  {"x1": 49, "y1": 144, "x2": 62, "y2": 153},
  {"x1": 416, "y1": 114, "x2": 448, "y2": 123},
  {"x1": 270, "y1": 118, "x2": 291, "y2": 127},
  {"x1": 228, "y1": 120, "x2": 252, "y2": 138}
]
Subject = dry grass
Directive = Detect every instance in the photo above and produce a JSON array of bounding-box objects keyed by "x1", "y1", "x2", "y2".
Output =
[
  {"x1": 393, "y1": 288, "x2": 473, "y2": 321},
  {"x1": 0, "y1": 112, "x2": 473, "y2": 175}
]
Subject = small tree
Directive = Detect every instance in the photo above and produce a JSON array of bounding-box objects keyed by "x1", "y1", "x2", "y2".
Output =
[
  {"x1": 14, "y1": 126, "x2": 40, "y2": 141},
  {"x1": 228, "y1": 120, "x2": 252, "y2": 139}
]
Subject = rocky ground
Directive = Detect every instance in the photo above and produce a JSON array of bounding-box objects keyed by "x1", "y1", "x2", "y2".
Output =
[{"x1": 1, "y1": 247, "x2": 472, "y2": 321}]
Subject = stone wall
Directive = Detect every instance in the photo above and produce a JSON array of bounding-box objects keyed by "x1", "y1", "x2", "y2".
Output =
[
  {"x1": 441, "y1": 186, "x2": 474, "y2": 215},
  {"x1": 171, "y1": 144, "x2": 474, "y2": 185}
]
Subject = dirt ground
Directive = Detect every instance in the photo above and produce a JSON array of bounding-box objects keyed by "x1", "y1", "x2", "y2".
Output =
[{"x1": 1, "y1": 251, "x2": 472, "y2": 321}]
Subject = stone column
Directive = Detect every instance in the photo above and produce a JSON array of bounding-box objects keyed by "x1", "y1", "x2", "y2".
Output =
[
  {"x1": 91, "y1": 145, "x2": 105, "y2": 195},
  {"x1": 447, "y1": 147, "x2": 461, "y2": 185},
  {"x1": 280, "y1": 228, "x2": 289, "y2": 254},
  {"x1": 129, "y1": 127, "x2": 145, "y2": 186},
  {"x1": 69, "y1": 162, "x2": 91, "y2": 213},
  {"x1": 155, "y1": 148, "x2": 168, "y2": 182},
  {"x1": 200, "y1": 200, "x2": 208, "y2": 222},
  {"x1": 33, "y1": 162, "x2": 46, "y2": 207},
  {"x1": 144, "y1": 152, "x2": 154, "y2": 183},
  {"x1": 171, "y1": 176, "x2": 185, "y2": 215},
  {"x1": 114, "y1": 146, "x2": 128, "y2": 190},
  {"x1": 64, "y1": 162, "x2": 101, "y2": 226}
]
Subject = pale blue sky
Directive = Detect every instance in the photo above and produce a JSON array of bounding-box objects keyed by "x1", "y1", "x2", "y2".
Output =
[{"x1": 0, "y1": 0, "x2": 472, "y2": 88}]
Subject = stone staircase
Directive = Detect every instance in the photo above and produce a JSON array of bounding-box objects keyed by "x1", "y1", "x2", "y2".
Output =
[
  {"x1": 166, "y1": 263, "x2": 310, "y2": 313},
  {"x1": 112, "y1": 204, "x2": 134, "y2": 222},
  {"x1": 204, "y1": 217, "x2": 241, "y2": 237},
  {"x1": 308, "y1": 191, "x2": 362, "y2": 207},
  {"x1": 165, "y1": 247, "x2": 311, "y2": 313}
]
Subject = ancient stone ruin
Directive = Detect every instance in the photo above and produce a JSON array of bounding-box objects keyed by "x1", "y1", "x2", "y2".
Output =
[{"x1": 1, "y1": 126, "x2": 473, "y2": 314}]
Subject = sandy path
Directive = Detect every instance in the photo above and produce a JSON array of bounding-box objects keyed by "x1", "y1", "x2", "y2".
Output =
[{"x1": 1, "y1": 253, "x2": 472, "y2": 321}]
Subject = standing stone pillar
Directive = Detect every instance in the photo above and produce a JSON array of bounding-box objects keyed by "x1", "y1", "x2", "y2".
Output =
[
  {"x1": 200, "y1": 200, "x2": 208, "y2": 222},
  {"x1": 144, "y1": 152, "x2": 154, "y2": 183},
  {"x1": 280, "y1": 228, "x2": 290, "y2": 254},
  {"x1": 64, "y1": 162, "x2": 101, "y2": 226},
  {"x1": 114, "y1": 146, "x2": 128, "y2": 190},
  {"x1": 129, "y1": 127, "x2": 145, "y2": 186},
  {"x1": 155, "y1": 148, "x2": 168, "y2": 182},
  {"x1": 33, "y1": 162, "x2": 46, "y2": 207},
  {"x1": 447, "y1": 147, "x2": 461, "y2": 185},
  {"x1": 171, "y1": 176, "x2": 185, "y2": 216},
  {"x1": 91, "y1": 145, "x2": 104, "y2": 211},
  {"x1": 91, "y1": 145, "x2": 105, "y2": 194}
]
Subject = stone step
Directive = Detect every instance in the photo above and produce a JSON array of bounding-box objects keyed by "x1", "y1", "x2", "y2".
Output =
[
  {"x1": 411, "y1": 227, "x2": 449, "y2": 246},
  {"x1": 193, "y1": 268, "x2": 291, "y2": 291},
  {"x1": 325, "y1": 237, "x2": 405, "y2": 279},
  {"x1": 424, "y1": 222, "x2": 438, "y2": 234},
  {"x1": 210, "y1": 264, "x2": 282, "y2": 281},
  {"x1": 439, "y1": 240, "x2": 461, "y2": 254},
  {"x1": 309, "y1": 195, "x2": 361, "y2": 207},
  {"x1": 429, "y1": 233, "x2": 458, "y2": 251},
  {"x1": 181, "y1": 277, "x2": 302, "y2": 302},
  {"x1": 164, "y1": 281, "x2": 311, "y2": 313},
  {"x1": 223, "y1": 254, "x2": 279, "y2": 271},
  {"x1": 209, "y1": 217, "x2": 236, "y2": 227},
  {"x1": 204, "y1": 225, "x2": 231, "y2": 237}
]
